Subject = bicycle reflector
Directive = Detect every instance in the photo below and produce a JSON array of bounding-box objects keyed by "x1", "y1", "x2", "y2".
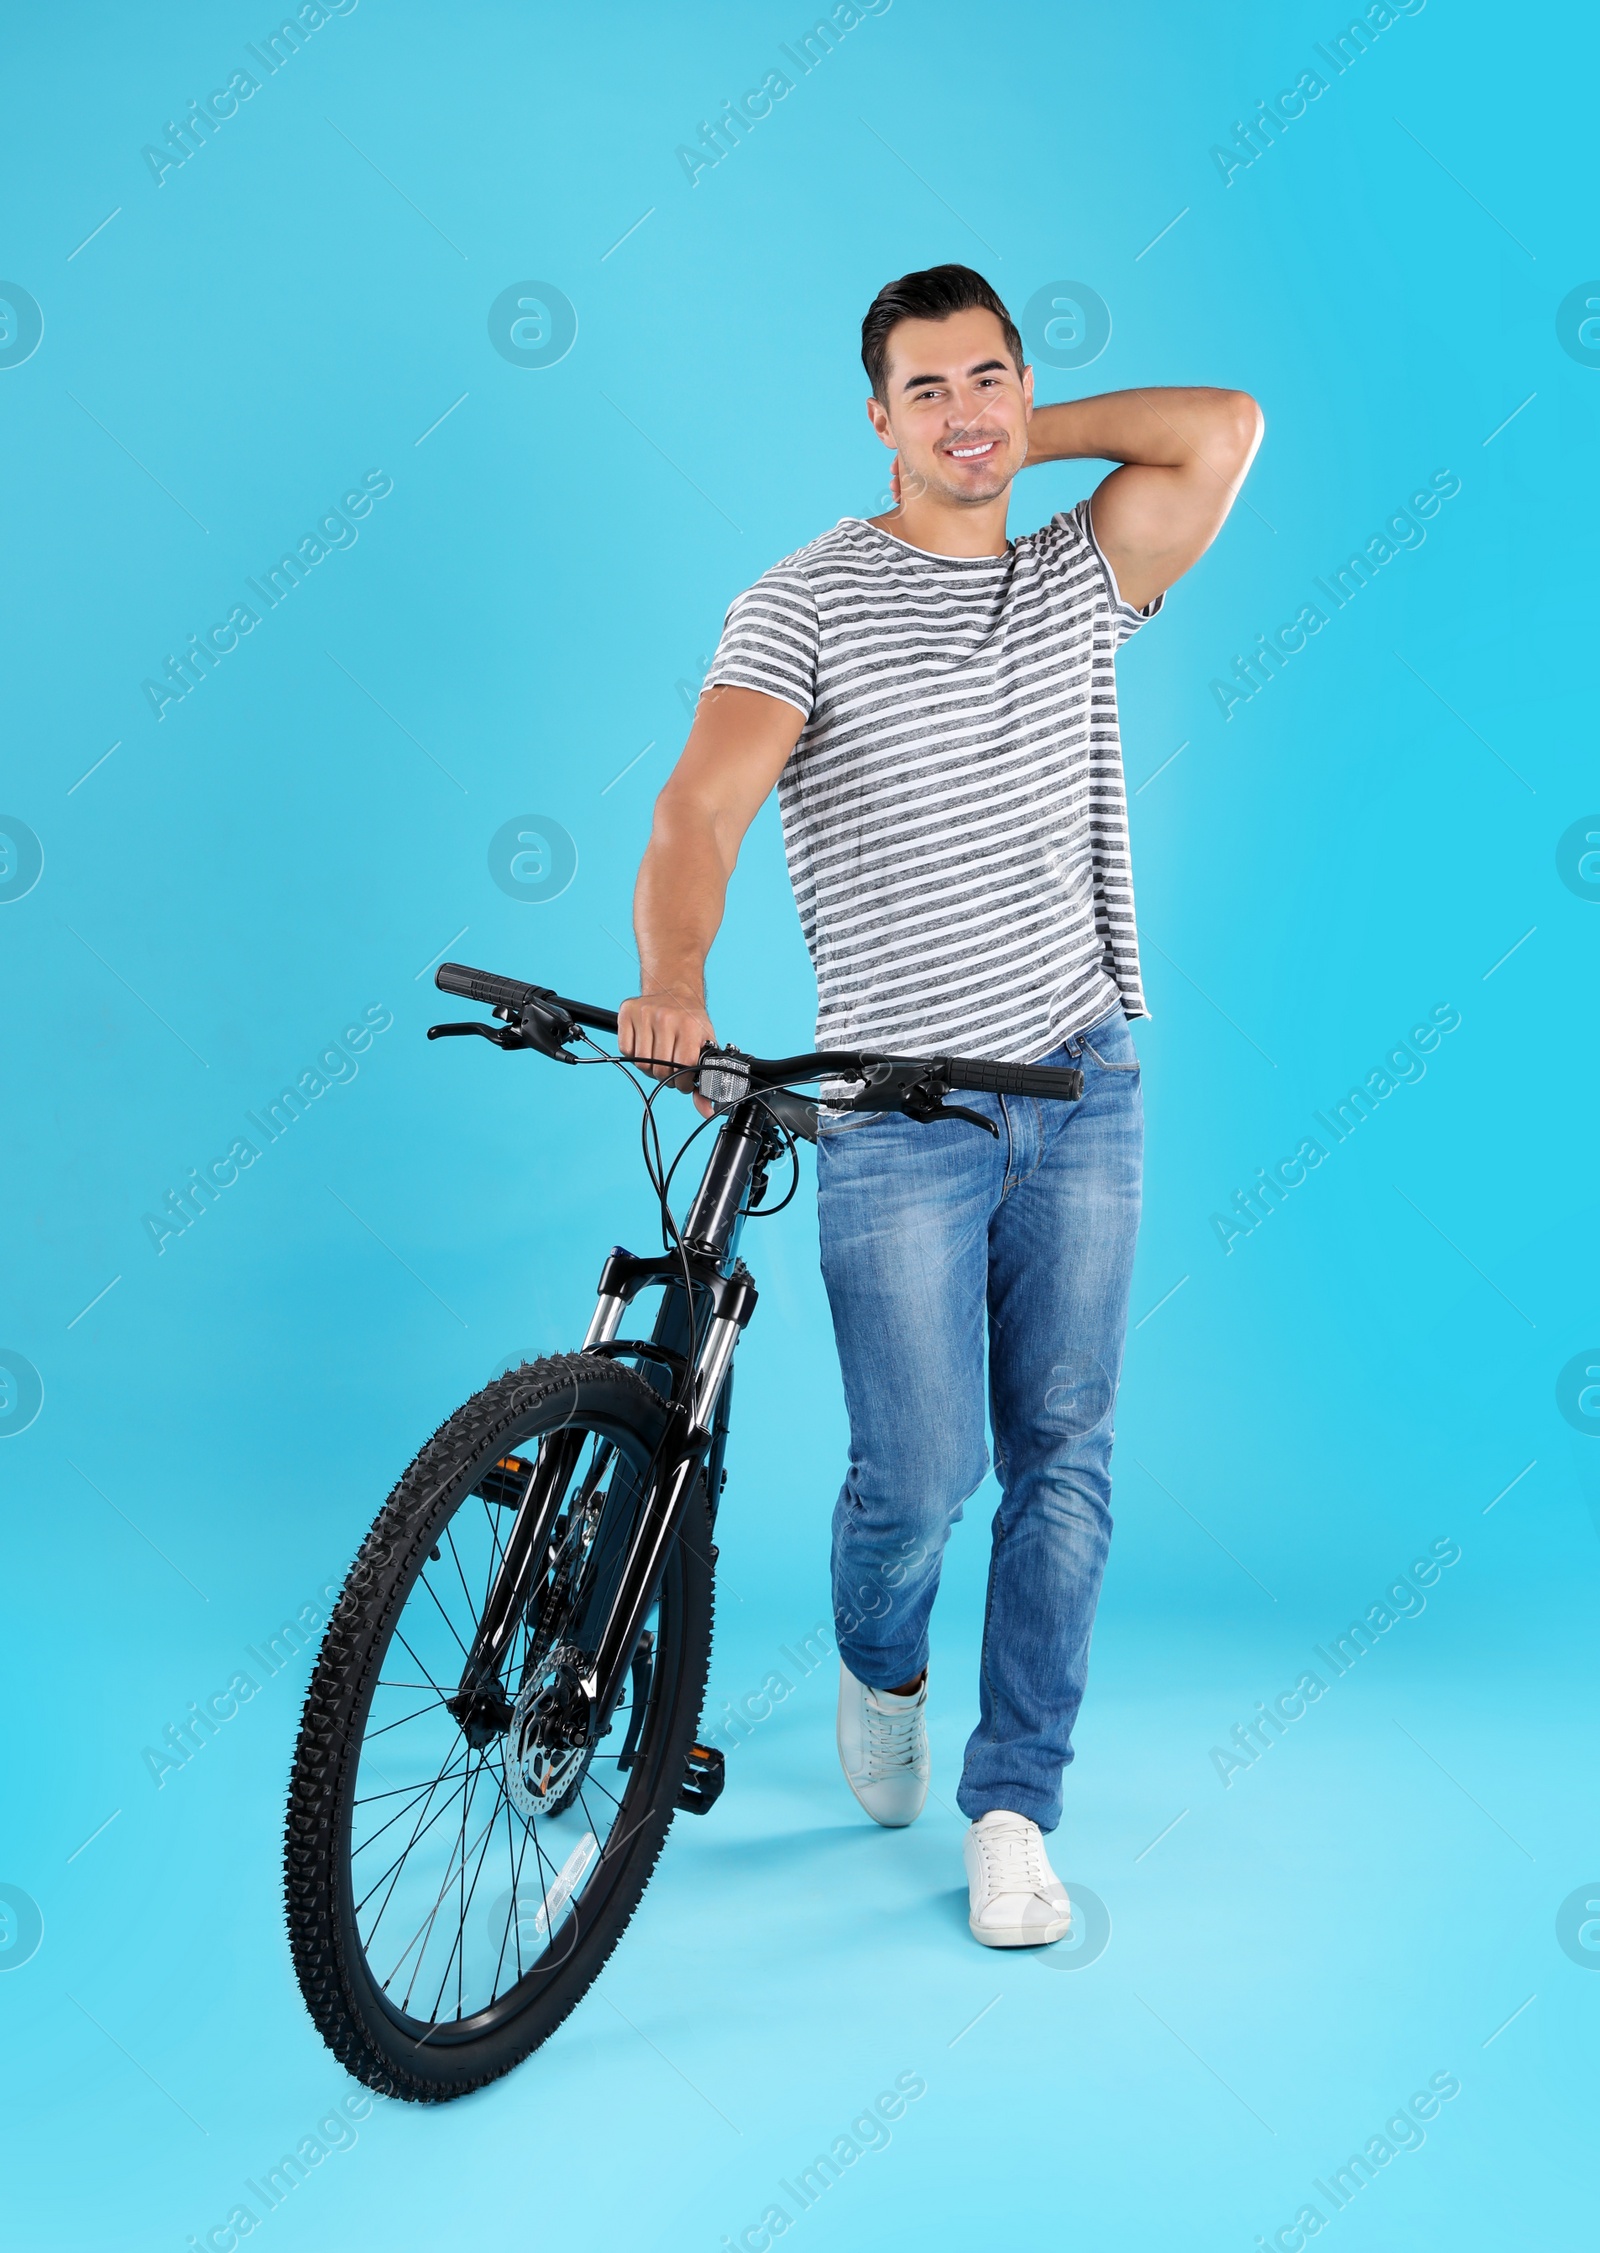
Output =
[{"x1": 694, "y1": 1050, "x2": 753, "y2": 1108}]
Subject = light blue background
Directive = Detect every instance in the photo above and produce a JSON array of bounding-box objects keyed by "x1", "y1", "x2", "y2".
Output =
[{"x1": 3, "y1": 2, "x2": 1597, "y2": 2246}]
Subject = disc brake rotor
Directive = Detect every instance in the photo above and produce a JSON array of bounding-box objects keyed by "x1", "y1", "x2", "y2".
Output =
[{"x1": 502, "y1": 1645, "x2": 591, "y2": 1821}]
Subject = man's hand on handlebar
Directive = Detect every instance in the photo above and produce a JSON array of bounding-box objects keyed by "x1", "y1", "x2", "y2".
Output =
[{"x1": 618, "y1": 988, "x2": 716, "y2": 1118}]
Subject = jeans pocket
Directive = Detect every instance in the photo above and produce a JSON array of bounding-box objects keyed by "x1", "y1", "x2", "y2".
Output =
[
  {"x1": 1082, "y1": 1018, "x2": 1140, "y2": 1073},
  {"x1": 816, "y1": 1109, "x2": 888, "y2": 1140}
]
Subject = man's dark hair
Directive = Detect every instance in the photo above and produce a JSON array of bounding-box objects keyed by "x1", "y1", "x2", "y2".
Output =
[{"x1": 860, "y1": 264, "x2": 1026, "y2": 402}]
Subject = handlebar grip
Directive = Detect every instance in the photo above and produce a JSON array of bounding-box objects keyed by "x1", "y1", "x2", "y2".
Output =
[
  {"x1": 435, "y1": 962, "x2": 543, "y2": 1012},
  {"x1": 434, "y1": 962, "x2": 620, "y2": 1037},
  {"x1": 940, "y1": 1056, "x2": 1085, "y2": 1102}
]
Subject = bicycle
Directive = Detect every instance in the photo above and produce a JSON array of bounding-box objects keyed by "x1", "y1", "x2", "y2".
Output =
[{"x1": 283, "y1": 959, "x2": 1085, "y2": 2099}]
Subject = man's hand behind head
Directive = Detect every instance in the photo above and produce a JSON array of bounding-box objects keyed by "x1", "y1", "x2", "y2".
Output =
[{"x1": 618, "y1": 990, "x2": 716, "y2": 1118}]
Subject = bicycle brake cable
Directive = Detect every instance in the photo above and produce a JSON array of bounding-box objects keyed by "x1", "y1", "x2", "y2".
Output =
[
  {"x1": 740, "y1": 1094, "x2": 801, "y2": 1220},
  {"x1": 569, "y1": 1034, "x2": 810, "y2": 1400},
  {"x1": 639, "y1": 1075, "x2": 704, "y2": 1400},
  {"x1": 567, "y1": 1033, "x2": 704, "y2": 1403}
]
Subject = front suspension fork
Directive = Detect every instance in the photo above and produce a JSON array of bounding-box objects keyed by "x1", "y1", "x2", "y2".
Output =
[
  {"x1": 452, "y1": 1259, "x2": 753, "y2": 1749},
  {"x1": 455, "y1": 1097, "x2": 770, "y2": 1750},
  {"x1": 578, "y1": 1258, "x2": 753, "y2": 1736},
  {"x1": 447, "y1": 1432, "x2": 583, "y2": 1736}
]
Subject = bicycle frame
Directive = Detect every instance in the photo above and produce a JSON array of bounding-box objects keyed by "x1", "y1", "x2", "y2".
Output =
[{"x1": 453, "y1": 1095, "x2": 781, "y2": 1757}]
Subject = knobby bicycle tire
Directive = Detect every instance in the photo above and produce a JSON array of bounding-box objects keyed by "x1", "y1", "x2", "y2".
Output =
[{"x1": 283, "y1": 1353, "x2": 714, "y2": 2101}]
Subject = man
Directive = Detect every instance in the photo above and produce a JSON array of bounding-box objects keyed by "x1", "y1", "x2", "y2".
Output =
[{"x1": 619, "y1": 264, "x2": 1260, "y2": 1947}]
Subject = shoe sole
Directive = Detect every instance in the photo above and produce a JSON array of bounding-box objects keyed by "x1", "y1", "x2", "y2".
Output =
[
  {"x1": 968, "y1": 1912, "x2": 1072, "y2": 1948},
  {"x1": 841, "y1": 1775, "x2": 929, "y2": 1828}
]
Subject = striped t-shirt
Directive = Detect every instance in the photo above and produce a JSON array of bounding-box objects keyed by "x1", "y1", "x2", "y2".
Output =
[{"x1": 706, "y1": 499, "x2": 1161, "y2": 1064}]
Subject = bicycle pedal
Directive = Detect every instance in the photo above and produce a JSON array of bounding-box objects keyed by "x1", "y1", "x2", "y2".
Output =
[{"x1": 675, "y1": 1743, "x2": 725, "y2": 1815}]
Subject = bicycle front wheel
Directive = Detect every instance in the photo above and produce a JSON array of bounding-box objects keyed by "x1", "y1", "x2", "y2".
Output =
[{"x1": 284, "y1": 1353, "x2": 713, "y2": 2101}]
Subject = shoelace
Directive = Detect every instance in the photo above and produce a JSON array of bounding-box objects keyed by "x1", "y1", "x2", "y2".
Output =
[
  {"x1": 976, "y1": 1820, "x2": 1047, "y2": 1897},
  {"x1": 863, "y1": 1691, "x2": 923, "y2": 1776}
]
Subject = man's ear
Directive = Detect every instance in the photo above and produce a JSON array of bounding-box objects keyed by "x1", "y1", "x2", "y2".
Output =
[
  {"x1": 866, "y1": 394, "x2": 895, "y2": 449},
  {"x1": 1022, "y1": 363, "x2": 1034, "y2": 416}
]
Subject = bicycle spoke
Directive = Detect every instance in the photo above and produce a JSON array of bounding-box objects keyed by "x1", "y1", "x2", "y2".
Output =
[
  {"x1": 489, "y1": 1795, "x2": 534, "y2": 1997},
  {"x1": 443, "y1": 1521, "x2": 479, "y2": 1622},
  {"x1": 355, "y1": 1742, "x2": 472, "y2": 1920},
  {"x1": 355, "y1": 1776, "x2": 458, "y2": 1807},
  {"x1": 352, "y1": 1768, "x2": 474, "y2": 1859},
  {"x1": 429, "y1": 1748, "x2": 482, "y2": 2025},
  {"x1": 363, "y1": 1695, "x2": 451, "y2": 1741},
  {"x1": 392, "y1": 1626, "x2": 453, "y2": 1699},
  {"x1": 388, "y1": 1752, "x2": 484, "y2": 2004},
  {"x1": 436, "y1": 1761, "x2": 510, "y2": 2023},
  {"x1": 580, "y1": 1768, "x2": 624, "y2": 1812},
  {"x1": 356, "y1": 1768, "x2": 472, "y2": 1938},
  {"x1": 479, "y1": 1495, "x2": 511, "y2": 1619},
  {"x1": 393, "y1": 1760, "x2": 506, "y2": 2011},
  {"x1": 413, "y1": 1564, "x2": 473, "y2": 1661},
  {"x1": 577, "y1": 1778, "x2": 613, "y2": 1850}
]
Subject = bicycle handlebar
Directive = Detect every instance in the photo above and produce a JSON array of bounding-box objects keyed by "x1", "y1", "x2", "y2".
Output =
[
  {"x1": 718, "y1": 1050, "x2": 1084, "y2": 1102},
  {"x1": 435, "y1": 962, "x2": 618, "y2": 1034},
  {"x1": 432, "y1": 964, "x2": 1084, "y2": 1105}
]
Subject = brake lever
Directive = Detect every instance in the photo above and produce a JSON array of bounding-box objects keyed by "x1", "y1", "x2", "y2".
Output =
[
  {"x1": 841, "y1": 1062, "x2": 1000, "y2": 1138},
  {"x1": 426, "y1": 1012, "x2": 578, "y2": 1062},
  {"x1": 916, "y1": 1099, "x2": 999, "y2": 1137},
  {"x1": 428, "y1": 1020, "x2": 521, "y2": 1047}
]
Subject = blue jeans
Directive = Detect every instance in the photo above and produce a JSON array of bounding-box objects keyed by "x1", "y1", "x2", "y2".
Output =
[{"x1": 817, "y1": 1006, "x2": 1143, "y2": 1831}]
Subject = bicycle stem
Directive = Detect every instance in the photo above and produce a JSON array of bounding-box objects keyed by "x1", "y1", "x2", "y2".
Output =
[{"x1": 680, "y1": 1103, "x2": 770, "y2": 1255}]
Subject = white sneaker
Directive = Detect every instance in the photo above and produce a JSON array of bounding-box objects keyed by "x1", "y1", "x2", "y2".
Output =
[
  {"x1": 836, "y1": 1661, "x2": 930, "y2": 1827},
  {"x1": 963, "y1": 1810, "x2": 1072, "y2": 1946}
]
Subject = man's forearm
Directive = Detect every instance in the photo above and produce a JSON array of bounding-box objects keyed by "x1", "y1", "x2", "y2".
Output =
[
  {"x1": 1024, "y1": 386, "x2": 1253, "y2": 473},
  {"x1": 632, "y1": 822, "x2": 731, "y2": 1005}
]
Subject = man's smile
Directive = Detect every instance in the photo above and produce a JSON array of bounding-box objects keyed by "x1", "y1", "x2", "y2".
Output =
[{"x1": 943, "y1": 436, "x2": 1002, "y2": 460}]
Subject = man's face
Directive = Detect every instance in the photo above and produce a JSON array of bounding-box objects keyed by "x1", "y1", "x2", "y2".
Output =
[{"x1": 867, "y1": 306, "x2": 1033, "y2": 507}]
